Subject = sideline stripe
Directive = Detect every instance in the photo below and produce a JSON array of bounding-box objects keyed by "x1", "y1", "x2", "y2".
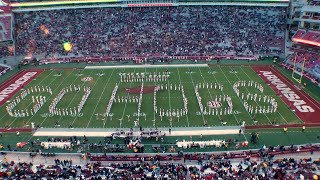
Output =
[{"x1": 85, "y1": 64, "x2": 208, "y2": 69}]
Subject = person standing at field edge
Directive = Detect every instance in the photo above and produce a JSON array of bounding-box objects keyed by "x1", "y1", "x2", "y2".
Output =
[{"x1": 283, "y1": 127, "x2": 288, "y2": 133}]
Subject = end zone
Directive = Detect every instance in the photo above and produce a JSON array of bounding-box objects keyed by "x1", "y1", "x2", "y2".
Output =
[
  {"x1": 252, "y1": 66, "x2": 320, "y2": 123},
  {"x1": 0, "y1": 70, "x2": 43, "y2": 106}
]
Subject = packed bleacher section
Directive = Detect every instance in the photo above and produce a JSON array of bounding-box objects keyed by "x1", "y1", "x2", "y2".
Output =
[
  {"x1": 1, "y1": 150, "x2": 319, "y2": 179},
  {"x1": 2, "y1": 132, "x2": 320, "y2": 179},
  {"x1": 284, "y1": 44, "x2": 320, "y2": 85},
  {"x1": 286, "y1": 29, "x2": 320, "y2": 84},
  {"x1": 285, "y1": 49, "x2": 320, "y2": 68},
  {"x1": 13, "y1": 6, "x2": 286, "y2": 61},
  {"x1": 0, "y1": 45, "x2": 13, "y2": 59},
  {"x1": 312, "y1": 64, "x2": 320, "y2": 79},
  {"x1": 0, "y1": 160, "x2": 189, "y2": 179}
]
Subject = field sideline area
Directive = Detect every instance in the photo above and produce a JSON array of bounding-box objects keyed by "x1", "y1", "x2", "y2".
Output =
[{"x1": 1, "y1": 63, "x2": 319, "y2": 132}]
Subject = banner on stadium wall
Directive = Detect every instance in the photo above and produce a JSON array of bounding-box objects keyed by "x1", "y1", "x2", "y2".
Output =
[{"x1": 0, "y1": 0, "x2": 11, "y2": 14}]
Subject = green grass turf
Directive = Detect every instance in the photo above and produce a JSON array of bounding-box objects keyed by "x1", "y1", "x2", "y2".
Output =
[
  {"x1": 275, "y1": 65, "x2": 320, "y2": 103},
  {"x1": 1, "y1": 127, "x2": 319, "y2": 153},
  {"x1": 0, "y1": 65, "x2": 302, "y2": 128}
]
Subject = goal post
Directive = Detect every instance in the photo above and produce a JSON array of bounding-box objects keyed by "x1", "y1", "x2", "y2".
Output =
[{"x1": 291, "y1": 52, "x2": 306, "y2": 85}]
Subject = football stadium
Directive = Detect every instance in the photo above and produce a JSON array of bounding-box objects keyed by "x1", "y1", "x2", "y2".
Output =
[{"x1": 0, "y1": 0, "x2": 320, "y2": 178}]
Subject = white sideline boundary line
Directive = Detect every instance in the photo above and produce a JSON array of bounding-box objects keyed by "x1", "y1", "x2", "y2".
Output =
[
  {"x1": 33, "y1": 128, "x2": 240, "y2": 137},
  {"x1": 85, "y1": 64, "x2": 208, "y2": 69}
]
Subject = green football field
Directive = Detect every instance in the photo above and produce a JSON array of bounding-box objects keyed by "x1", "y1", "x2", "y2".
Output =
[{"x1": 0, "y1": 65, "x2": 302, "y2": 129}]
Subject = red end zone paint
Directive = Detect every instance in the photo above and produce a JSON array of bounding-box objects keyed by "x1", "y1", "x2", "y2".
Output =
[
  {"x1": 252, "y1": 66, "x2": 320, "y2": 123},
  {"x1": 0, "y1": 128, "x2": 32, "y2": 133},
  {"x1": 0, "y1": 70, "x2": 43, "y2": 106}
]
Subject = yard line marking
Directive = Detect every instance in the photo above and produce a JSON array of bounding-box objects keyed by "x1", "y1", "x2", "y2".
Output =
[
  {"x1": 215, "y1": 66, "x2": 254, "y2": 121},
  {"x1": 5, "y1": 70, "x2": 59, "y2": 127},
  {"x1": 187, "y1": 67, "x2": 206, "y2": 125},
  {"x1": 167, "y1": 72, "x2": 173, "y2": 127},
  {"x1": 206, "y1": 66, "x2": 248, "y2": 143},
  {"x1": 85, "y1": 69, "x2": 115, "y2": 128},
  {"x1": 241, "y1": 66, "x2": 289, "y2": 124},
  {"x1": 37, "y1": 70, "x2": 89, "y2": 127},
  {"x1": 54, "y1": 70, "x2": 95, "y2": 126},
  {"x1": 0, "y1": 70, "x2": 55, "y2": 123},
  {"x1": 117, "y1": 68, "x2": 137, "y2": 128},
  {"x1": 24, "y1": 69, "x2": 77, "y2": 126},
  {"x1": 197, "y1": 67, "x2": 222, "y2": 121},
  {"x1": 227, "y1": 66, "x2": 273, "y2": 125},
  {"x1": 177, "y1": 67, "x2": 190, "y2": 127},
  {"x1": 153, "y1": 67, "x2": 158, "y2": 127},
  {"x1": 199, "y1": 67, "x2": 240, "y2": 125},
  {"x1": 69, "y1": 69, "x2": 101, "y2": 127}
]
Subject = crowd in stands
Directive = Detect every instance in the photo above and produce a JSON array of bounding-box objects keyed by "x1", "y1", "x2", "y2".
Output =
[
  {"x1": 312, "y1": 64, "x2": 320, "y2": 79},
  {"x1": 0, "y1": 160, "x2": 189, "y2": 179},
  {"x1": 285, "y1": 27, "x2": 320, "y2": 85},
  {"x1": 13, "y1": 6, "x2": 286, "y2": 60},
  {"x1": 194, "y1": 156, "x2": 320, "y2": 179},
  {"x1": 0, "y1": 45, "x2": 13, "y2": 59},
  {"x1": 286, "y1": 49, "x2": 320, "y2": 69},
  {"x1": 284, "y1": 46, "x2": 320, "y2": 84},
  {"x1": 0, "y1": 146, "x2": 319, "y2": 179},
  {"x1": 1, "y1": 128, "x2": 320, "y2": 179}
]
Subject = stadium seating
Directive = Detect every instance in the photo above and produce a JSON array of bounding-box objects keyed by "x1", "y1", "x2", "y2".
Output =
[
  {"x1": 293, "y1": 29, "x2": 306, "y2": 39},
  {"x1": 290, "y1": 51, "x2": 320, "y2": 68},
  {"x1": 303, "y1": 31, "x2": 319, "y2": 41},
  {"x1": 0, "y1": 16, "x2": 11, "y2": 41},
  {"x1": 292, "y1": 29, "x2": 320, "y2": 45},
  {"x1": 284, "y1": 48, "x2": 320, "y2": 83},
  {"x1": 13, "y1": 6, "x2": 286, "y2": 60},
  {"x1": 312, "y1": 64, "x2": 320, "y2": 79},
  {"x1": 0, "y1": 45, "x2": 13, "y2": 58},
  {"x1": 0, "y1": 145, "x2": 319, "y2": 179}
]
